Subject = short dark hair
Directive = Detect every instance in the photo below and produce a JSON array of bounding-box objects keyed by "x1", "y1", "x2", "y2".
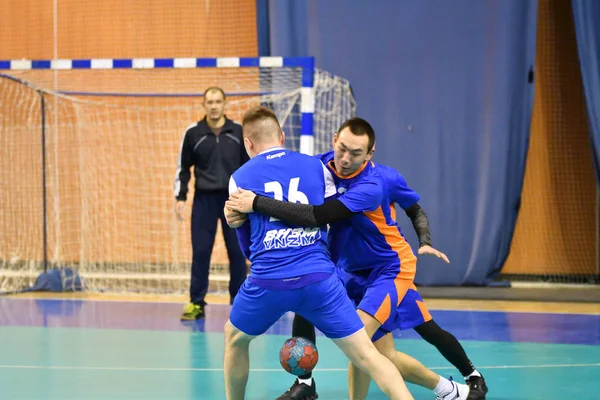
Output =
[
  {"x1": 242, "y1": 106, "x2": 282, "y2": 142},
  {"x1": 203, "y1": 86, "x2": 226, "y2": 100},
  {"x1": 337, "y1": 117, "x2": 375, "y2": 152},
  {"x1": 242, "y1": 106, "x2": 280, "y2": 127}
]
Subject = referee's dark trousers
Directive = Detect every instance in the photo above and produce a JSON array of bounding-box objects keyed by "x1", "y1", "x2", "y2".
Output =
[{"x1": 190, "y1": 190, "x2": 247, "y2": 306}]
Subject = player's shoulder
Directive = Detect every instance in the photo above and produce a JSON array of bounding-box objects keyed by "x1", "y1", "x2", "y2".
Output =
[
  {"x1": 361, "y1": 162, "x2": 385, "y2": 184},
  {"x1": 364, "y1": 164, "x2": 389, "y2": 194},
  {"x1": 315, "y1": 151, "x2": 334, "y2": 164},
  {"x1": 283, "y1": 150, "x2": 322, "y2": 165},
  {"x1": 373, "y1": 162, "x2": 393, "y2": 174},
  {"x1": 373, "y1": 162, "x2": 408, "y2": 184},
  {"x1": 348, "y1": 163, "x2": 384, "y2": 194},
  {"x1": 247, "y1": 149, "x2": 319, "y2": 168},
  {"x1": 232, "y1": 153, "x2": 263, "y2": 180},
  {"x1": 273, "y1": 152, "x2": 329, "y2": 185},
  {"x1": 289, "y1": 152, "x2": 328, "y2": 176},
  {"x1": 373, "y1": 162, "x2": 399, "y2": 177},
  {"x1": 238, "y1": 153, "x2": 265, "y2": 170}
]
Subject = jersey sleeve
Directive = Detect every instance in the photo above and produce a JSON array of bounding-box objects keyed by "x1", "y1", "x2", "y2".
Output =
[
  {"x1": 338, "y1": 176, "x2": 383, "y2": 213},
  {"x1": 235, "y1": 222, "x2": 252, "y2": 260},
  {"x1": 228, "y1": 175, "x2": 239, "y2": 196},
  {"x1": 386, "y1": 168, "x2": 420, "y2": 209},
  {"x1": 321, "y1": 162, "x2": 337, "y2": 200},
  {"x1": 228, "y1": 174, "x2": 251, "y2": 258},
  {"x1": 316, "y1": 151, "x2": 334, "y2": 165}
]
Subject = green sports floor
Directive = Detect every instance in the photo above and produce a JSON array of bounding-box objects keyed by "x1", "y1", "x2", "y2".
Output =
[{"x1": 0, "y1": 296, "x2": 598, "y2": 399}]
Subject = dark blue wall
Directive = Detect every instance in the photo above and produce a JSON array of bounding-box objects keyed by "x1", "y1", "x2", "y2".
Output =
[{"x1": 262, "y1": 0, "x2": 538, "y2": 285}]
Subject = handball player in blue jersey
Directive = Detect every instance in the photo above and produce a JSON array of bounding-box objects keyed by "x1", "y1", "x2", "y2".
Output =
[
  {"x1": 221, "y1": 107, "x2": 414, "y2": 400},
  {"x1": 227, "y1": 118, "x2": 476, "y2": 400}
]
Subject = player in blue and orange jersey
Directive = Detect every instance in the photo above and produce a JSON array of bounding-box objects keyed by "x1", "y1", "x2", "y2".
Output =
[
  {"x1": 328, "y1": 153, "x2": 487, "y2": 399},
  {"x1": 228, "y1": 118, "x2": 472, "y2": 400},
  {"x1": 221, "y1": 107, "x2": 415, "y2": 400}
]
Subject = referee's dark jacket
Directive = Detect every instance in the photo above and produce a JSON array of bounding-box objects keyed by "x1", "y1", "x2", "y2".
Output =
[
  {"x1": 174, "y1": 116, "x2": 249, "y2": 200},
  {"x1": 174, "y1": 115, "x2": 249, "y2": 306}
]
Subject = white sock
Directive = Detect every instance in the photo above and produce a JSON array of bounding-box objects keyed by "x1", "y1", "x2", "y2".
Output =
[
  {"x1": 465, "y1": 370, "x2": 481, "y2": 379},
  {"x1": 298, "y1": 377, "x2": 312, "y2": 386},
  {"x1": 433, "y1": 376, "x2": 454, "y2": 396}
]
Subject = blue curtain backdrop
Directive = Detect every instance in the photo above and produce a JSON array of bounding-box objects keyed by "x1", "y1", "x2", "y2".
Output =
[
  {"x1": 255, "y1": 0, "x2": 271, "y2": 56},
  {"x1": 260, "y1": 0, "x2": 537, "y2": 286},
  {"x1": 572, "y1": 0, "x2": 600, "y2": 184}
]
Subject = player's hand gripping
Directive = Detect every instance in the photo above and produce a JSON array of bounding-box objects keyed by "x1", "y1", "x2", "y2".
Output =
[
  {"x1": 417, "y1": 245, "x2": 450, "y2": 263},
  {"x1": 224, "y1": 202, "x2": 247, "y2": 228},
  {"x1": 227, "y1": 188, "x2": 257, "y2": 214}
]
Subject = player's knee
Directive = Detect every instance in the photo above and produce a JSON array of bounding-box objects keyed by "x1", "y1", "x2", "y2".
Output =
[
  {"x1": 356, "y1": 309, "x2": 382, "y2": 338},
  {"x1": 349, "y1": 342, "x2": 380, "y2": 371},
  {"x1": 336, "y1": 331, "x2": 375, "y2": 371},
  {"x1": 373, "y1": 335, "x2": 398, "y2": 361},
  {"x1": 348, "y1": 350, "x2": 369, "y2": 371},
  {"x1": 375, "y1": 344, "x2": 397, "y2": 361},
  {"x1": 224, "y1": 321, "x2": 239, "y2": 343},
  {"x1": 355, "y1": 346, "x2": 386, "y2": 374},
  {"x1": 224, "y1": 320, "x2": 252, "y2": 347}
]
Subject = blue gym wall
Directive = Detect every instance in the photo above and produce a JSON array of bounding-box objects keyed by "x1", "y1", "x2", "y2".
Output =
[{"x1": 258, "y1": 0, "x2": 538, "y2": 286}]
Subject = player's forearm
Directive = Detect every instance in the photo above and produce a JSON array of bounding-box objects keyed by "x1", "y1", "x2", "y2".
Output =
[
  {"x1": 253, "y1": 196, "x2": 355, "y2": 227},
  {"x1": 253, "y1": 196, "x2": 319, "y2": 227},
  {"x1": 404, "y1": 203, "x2": 432, "y2": 247}
]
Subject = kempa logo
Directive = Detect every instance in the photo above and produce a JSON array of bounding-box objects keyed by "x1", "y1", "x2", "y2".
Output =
[
  {"x1": 263, "y1": 227, "x2": 321, "y2": 250},
  {"x1": 266, "y1": 151, "x2": 286, "y2": 160}
]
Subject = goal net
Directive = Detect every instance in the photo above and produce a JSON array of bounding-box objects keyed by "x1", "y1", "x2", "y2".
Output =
[{"x1": 0, "y1": 56, "x2": 356, "y2": 294}]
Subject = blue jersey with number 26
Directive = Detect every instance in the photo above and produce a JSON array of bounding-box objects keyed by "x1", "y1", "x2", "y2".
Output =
[{"x1": 229, "y1": 147, "x2": 337, "y2": 280}]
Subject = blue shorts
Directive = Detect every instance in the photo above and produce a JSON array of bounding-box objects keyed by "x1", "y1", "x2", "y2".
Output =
[
  {"x1": 229, "y1": 273, "x2": 364, "y2": 339},
  {"x1": 338, "y1": 264, "x2": 432, "y2": 342}
]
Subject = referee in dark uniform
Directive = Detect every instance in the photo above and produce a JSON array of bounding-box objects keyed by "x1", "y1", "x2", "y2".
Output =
[{"x1": 174, "y1": 87, "x2": 249, "y2": 320}]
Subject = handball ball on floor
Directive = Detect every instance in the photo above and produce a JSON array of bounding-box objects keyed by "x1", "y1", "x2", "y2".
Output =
[{"x1": 279, "y1": 336, "x2": 319, "y2": 376}]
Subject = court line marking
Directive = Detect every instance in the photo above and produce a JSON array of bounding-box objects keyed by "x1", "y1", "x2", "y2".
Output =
[
  {"x1": 0, "y1": 363, "x2": 598, "y2": 372},
  {"x1": 4, "y1": 296, "x2": 600, "y2": 316}
]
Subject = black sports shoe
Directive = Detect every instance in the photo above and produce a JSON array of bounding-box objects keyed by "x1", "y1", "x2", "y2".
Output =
[
  {"x1": 466, "y1": 375, "x2": 488, "y2": 400},
  {"x1": 276, "y1": 378, "x2": 318, "y2": 400}
]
